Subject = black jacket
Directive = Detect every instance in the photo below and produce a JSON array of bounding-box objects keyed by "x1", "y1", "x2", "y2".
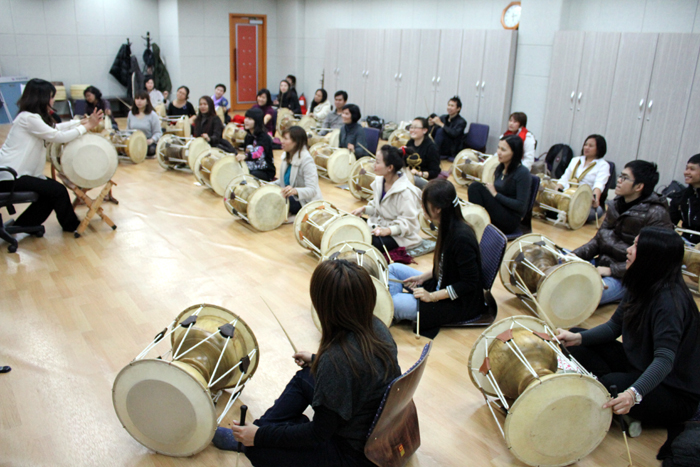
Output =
[
  {"x1": 110, "y1": 43, "x2": 132, "y2": 87},
  {"x1": 193, "y1": 115, "x2": 224, "y2": 148},
  {"x1": 436, "y1": 114, "x2": 467, "y2": 158},
  {"x1": 670, "y1": 185, "x2": 700, "y2": 244},
  {"x1": 243, "y1": 130, "x2": 275, "y2": 180},
  {"x1": 279, "y1": 89, "x2": 301, "y2": 114},
  {"x1": 406, "y1": 138, "x2": 441, "y2": 179},
  {"x1": 419, "y1": 222, "x2": 486, "y2": 337},
  {"x1": 152, "y1": 43, "x2": 172, "y2": 95}
]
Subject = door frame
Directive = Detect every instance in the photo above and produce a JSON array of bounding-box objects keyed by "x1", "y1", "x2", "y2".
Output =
[{"x1": 229, "y1": 14, "x2": 267, "y2": 111}]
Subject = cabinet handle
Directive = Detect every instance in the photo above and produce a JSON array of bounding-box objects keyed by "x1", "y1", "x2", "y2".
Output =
[
  {"x1": 366, "y1": 70, "x2": 369, "y2": 78},
  {"x1": 648, "y1": 100, "x2": 653, "y2": 110},
  {"x1": 431, "y1": 76, "x2": 436, "y2": 84},
  {"x1": 476, "y1": 81, "x2": 480, "y2": 89},
  {"x1": 399, "y1": 73, "x2": 402, "y2": 80},
  {"x1": 481, "y1": 82, "x2": 485, "y2": 90},
  {"x1": 571, "y1": 91, "x2": 575, "y2": 100},
  {"x1": 577, "y1": 92, "x2": 582, "y2": 102},
  {"x1": 647, "y1": 100, "x2": 653, "y2": 121},
  {"x1": 639, "y1": 99, "x2": 644, "y2": 109},
  {"x1": 394, "y1": 73, "x2": 398, "y2": 80},
  {"x1": 638, "y1": 99, "x2": 645, "y2": 119},
  {"x1": 436, "y1": 77, "x2": 441, "y2": 84}
]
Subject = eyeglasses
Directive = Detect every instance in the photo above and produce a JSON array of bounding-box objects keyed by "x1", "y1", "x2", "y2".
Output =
[
  {"x1": 409, "y1": 126, "x2": 424, "y2": 130},
  {"x1": 618, "y1": 174, "x2": 635, "y2": 183}
]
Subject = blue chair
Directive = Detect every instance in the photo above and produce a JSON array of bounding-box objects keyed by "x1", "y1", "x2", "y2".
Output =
[
  {"x1": 446, "y1": 224, "x2": 507, "y2": 326},
  {"x1": 364, "y1": 127, "x2": 381, "y2": 156},
  {"x1": 506, "y1": 174, "x2": 540, "y2": 242},
  {"x1": 463, "y1": 123, "x2": 490, "y2": 154},
  {"x1": 72, "y1": 99, "x2": 87, "y2": 117},
  {"x1": 364, "y1": 342, "x2": 432, "y2": 467}
]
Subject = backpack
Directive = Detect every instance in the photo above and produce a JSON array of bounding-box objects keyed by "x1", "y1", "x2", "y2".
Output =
[
  {"x1": 544, "y1": 144, "x2": 574, "y2": 179},
  {"x1": 659, "y1": 180, "x2": 686, "y2": 207},
  {"x1": 366, "y1": 115, "x2": 384, "y2": 131}
]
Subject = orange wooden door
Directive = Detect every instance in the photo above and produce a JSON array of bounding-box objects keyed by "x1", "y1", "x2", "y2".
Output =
[{"x1": 229, "y1": 15, "x2": 267, "y2": 110}]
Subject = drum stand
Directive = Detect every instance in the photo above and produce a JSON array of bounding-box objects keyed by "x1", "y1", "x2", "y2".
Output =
[{"x1": 535, "y1": 191, "x2": 570, "y2": 227}]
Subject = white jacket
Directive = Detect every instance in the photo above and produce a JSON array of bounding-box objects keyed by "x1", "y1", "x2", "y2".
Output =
[
  {"x1": 276, "y1": 147, "x2": 322, "y2": 206},
  {"x1": 365, "y1": 174, "x2": 423, "y2": 248},
  {"x1": 500, "y1": 130, "x2": 536, "y2": 169},
  {"x1": 311, "y1": 100, "x2": 332, "y2": 122},
  {"x1": 559, "y1": 156, "x2": 611, "y2": 192}
]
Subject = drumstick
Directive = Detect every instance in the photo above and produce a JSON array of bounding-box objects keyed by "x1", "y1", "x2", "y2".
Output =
[
  {"x1": 610, "y1": 386, "x2": 634, "y2": 466},
  {"x1": 356, "y1": 142, "x2": 376, "y2": 158},
  {"x1": 261, "y1": 297, "x2": 298, "y2": 354},
  {"x1": 234, "y1": 405, "x2": 248, "y2": 467},
  {"x1": 416, "y1": 311, "x2": 421, "y2": 340},
  {"x1": 388, "y1": 277, "x2": 405, "y2": 284},
  {"x1": 376, "y1": 235, "x2": 394, "y2": 264}
]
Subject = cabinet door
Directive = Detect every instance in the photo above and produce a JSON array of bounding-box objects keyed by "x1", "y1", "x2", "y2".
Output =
[
  {"x1": 376, "y1": 29, "x2": 402, "y2": 122},
  {"x1": 569, "y1": 32, "x2": 621, "y2": 151},
  {"x1": 434, "y1": 30, "x2": 464, "y2": 116},
  {"x1": 335, "y1": 29, "x2": 354, "y2": 94},
  {"x1": 395, "y1": 29, "x2": 422, "y2": 123},
  {"x1": 414, "y1": 30, "x2": 441, "y2": 117},
  {"x1": 478, "y1": 30, "x2": 518, "y2": 154},
  {"x1": 604, "y1": 33, "x2": 658, "y2": 169},
  {"x1": 539, "y1": 31, "x2": 585, "y2": 153},
  {"x1": 676, "y1": 48, "x2": 700, "y2": 179},
  {"x1": 348, "y1": 30, "x2": 369, "y2": 110},
  {"x1": 638, "y1": 34, "x2": 700, "y2": 186},
  {"x1": 456, "y1": 30, "x2": 486, "y2": 127},
  {"x1": 362, "y1": 29, "x2": 385, "y2": 118},
  {"x1": 323, "y1": 29, "x2": 340, "y2": 91}
]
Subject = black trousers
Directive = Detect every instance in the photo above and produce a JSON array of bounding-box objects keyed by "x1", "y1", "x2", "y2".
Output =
[
  {"x1": 372, "y1": 235, "x2": 399, "y2": 252},
  {"x1": 147, "y1": 143, "x2": 156, "y2": 156},
  {"x1": 244, "y1": 368, "x2": 372, "y2": 467},
  {"x1": 467, "y1": 182, "x2": 521, "y2": 234},
  {"x1": 568, "y1": 329, "x2": 700, "y2": 445},
  {"x1": 250, "y1": 170, "x2": 273, "y2": 182},
  {"x1": 0, "y1": 176, "x2": 80, "y2": 232},
  {"x1": 289, "y1": 197, "x2": 302, "y2": 215}
]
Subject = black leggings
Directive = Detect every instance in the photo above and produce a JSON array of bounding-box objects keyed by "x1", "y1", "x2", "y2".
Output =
[
  {"x1": 289, "y1": 197, "x2": 302, "y2": 215},
  {"x1": 250, "y1": 170, "x2": 273, "y2": 182},
  {"x1": 467, "y1": 182, "x2": 521, "y2": 234},
  {"x1": 371, "y1": 235, "x2": 399, "y2": 252},
  {"x1": 147, "y1": 143, "x2": 156, "y2": 156},
  {"x1": 0, "y1": 176, "x2": 80, "y2": 231}
]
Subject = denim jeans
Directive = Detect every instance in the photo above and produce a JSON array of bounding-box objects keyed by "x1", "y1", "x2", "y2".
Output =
[{"x1": 388, "y1": 263, "x2": 420, "y2": 321}]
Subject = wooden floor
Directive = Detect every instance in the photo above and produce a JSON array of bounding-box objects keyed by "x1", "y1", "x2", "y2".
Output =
[{"x1": 0, "y1": 121, "x2": 673, "y2": 466}]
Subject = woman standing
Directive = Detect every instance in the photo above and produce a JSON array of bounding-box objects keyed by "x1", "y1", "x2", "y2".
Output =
[
  {"x1": 468, "y1": 135, "x2": 531, "y2": 234},
  {"x1": 352, "y1": 145, "x2": 422, "y2": 251},
  {"x1": 167, "y1": 85, "x2": 196, "y2": 117},
  {"x1": 276, "y1": 80, "x2": 301, "y2": 115},
  {"x1": 0, "y1": 79, "x2": 103, "y2": 232},
  {"x1": 251, "y1": 89, "x2": 276, "y2": 135},
  {"x1": 557, "y1": 134, "x2": 610, "y2": 222},
  {"x1": 190, "y1": 96, "x2": 223, "y2": 148},
  {"x1": 276, "y1": 126, "x2": 322, "y2": 215},
  {"x1": 557, "y1": 227, "x2": 700, "y2": 459},
  {"x1": 388, "y1": 179, "x2": 486, "y2": 338},
  {"x1": 339, "y1": 104, "x2": 369, "y2": 158},
  {"x1": 236, "y1": 108, "x2": 275, "y2": 181},
  {"x1": 127, "y1": 90, "x2": 162, "y2": 156},
  {"x1": 309, "y1": 89, "x2": 331, "y2": 122},
  {"x1": 215, "y1": 260, "x2": 401, "y2": 467}
]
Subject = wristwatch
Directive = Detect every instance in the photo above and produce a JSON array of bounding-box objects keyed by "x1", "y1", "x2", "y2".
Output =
[{"x1": 628, "y1": 386, "x2": 643, "y2": 405}]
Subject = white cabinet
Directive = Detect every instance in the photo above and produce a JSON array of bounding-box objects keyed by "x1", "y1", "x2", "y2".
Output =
[
  {"x1": 433, "y1": 30, "x2": 464, "y2": 115},
  {"x1": 456, "y1": 30, "x2": 486, "y2": 127},
  {"x1": 395, "y1": 29, "x2": 422, "y2": 123},
  {"x1": 414, "y1": 30, "x2": 441, "y2": 117},
  {"x1": 376, "y1": 29, "x2": 402, "y2": 121},
  {"x1": 676, "y1": 51, "x2": 700, "y2": 178}
]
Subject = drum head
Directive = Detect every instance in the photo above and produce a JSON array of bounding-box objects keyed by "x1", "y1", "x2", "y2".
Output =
[
  {"x1": 222, "y1": 123, "x2": 238, "y2": 145},
  {"x1": 566, "y1": 184, "x2": 593, "y2": 230},
  {"x1": 276, "y1": 108, "x2": 295, "y2": 134},
  {"x1": 293, "y1": 200, "x2": 337, "y2": 250},
  {"x1": 155, "y1": 104, "x2": 166, "y2": 118},
  {"x1": 327, "y1": 149, "x2": 356, "y2": 184},
  {"x1": 112, "y1": 359, "x2": 216, "y2": 457},
  {"x1": 537, "y1": 261, "x2": 602, "y2": 328},
  {"x1": 125, "y1": 130, "x2": 147, "y2": 164},
  {"x1": 388, "y1": 129, "x2": 410, "y2": 148},
  {"x1": 325, "y1": 129, "x2": 340, "y2": 147},
  {"x1": 312, "y1": 276, "x2": 393, "y2": 330},
  {"x1": 322, "y1": 240, "x2": 389, "y2": 274},
  {"x1": 499, "y1": 234, "x2": 557, "y2": 296},
  {"x1": 211, "y1": 155, "x2": 249, "y2": 196},
  {"x1": 348, "y1": 157, "x2": 376, "y2": 200},
  {"x1": 298, "y1": 115, "x2": 316, "y2": 131},
  {"x1": 468, "y1": 315, "x2": 550, "y2": 397},
  {"x1": 193, "y1": 149, "x2": 221, "y2": 187},
  {"x1": 247, "y1": 185, "x2": 288, "y2": 231},
  {"x1": 452, "y1": 149, "x2": 477, "y2": 186},
  {"x1": 461, "y1": 204, "x2": 490, "y2": 242},
  {"x1": 60, "y1": 134, "x2": 118, "y2": 188},
  {"x1": 505, "y1": 373, "x2": 611, "y2": 467},
  {"x1": 156, "y1": 134, "x2": 178, "y2": 170},
  {"x1": 187, "y1": 137, "x2": 211, "y2": 169},
  {"x1": 320, "y1": 215, "x2": 372, "y2": 256},
  {"x1": 481, "y1": 155, "x2": 499, "y2": 184}
]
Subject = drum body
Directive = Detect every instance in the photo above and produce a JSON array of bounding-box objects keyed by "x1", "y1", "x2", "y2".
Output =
[
  {"x1": 109, "y1": 130, "x2": 148, "y2": 164},
  {"x1": 222, "y1": 123, "x2": 247, "y2": 148},
  {"x1": 453, "y1": 149, "x2": 498, "y2": 186},
  {"x1": 419, "y1": 201, "x2": 490, "y2": 242},
  {"x1": 683, "y1": 245, "x2": 700, "y2": 283},
  {"x1": 499, "y1": 234, "x2": 602, "y2": 328},
  {"x1": 52, "y1": 133, "x2": 118, "y2": 188},
  {"x1": 535, "y1": 179, "x2": 593, "y2": 230},
  {"x1": 293, "y1": 200, "x2": 372, "y2": 256},
  {"x1": 388, "y1": 129, "x2": 410, "y2": 148},
  {"x1": 348, "y1": 157, "x2": 376, "y2": 200},
  {"x1": 155, "y1": 103, "x2": 167, "y2": 119},
  {"x1": 162, "y1": 115, "x2": 191, "y2": 138},
  {"x1": 224, "y1": 174, "x2": 288, "y2": 231},
  {"x1": 193, "y1": 149, "x2": 249, "y2": 196},
  {"x1": 310, "y1": 142, "x2": 356, "y2": 183},
  {"x1": 298, "y1": 115, "x2": 316, "y2": 131},
  {"x1": 156, "y1": 135, "x2": 211, "y2": 170},
  {"x1": 323, "y1": 129, "x2": 340, "y2": 147},
  {"x1": 468, "y1": 316, "x2": 611, "y2": 467},
  {"x1": 313, "y1": 241, "x2": 394, "y2": 328},
  {"x1": 276, "y1": 108, "x2": 297, "y2": 135},
  {"x1": 112, "y1": 304, "x2": 259, "y2": 457}
]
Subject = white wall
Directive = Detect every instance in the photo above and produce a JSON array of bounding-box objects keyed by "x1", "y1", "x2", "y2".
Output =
[{"x1": 0, "y1": 0, "x2": 161, "y2": 98}]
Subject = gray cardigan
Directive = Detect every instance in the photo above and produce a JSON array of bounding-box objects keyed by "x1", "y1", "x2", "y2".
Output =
[
  {"x1": 340, "y1": 123, "x2": 369, "y2": 158},
  {"x1": 276, "y1": 147, "x2": 322, "y2": 206},
  {"x1": 127, "y1": 111, "x2": 162, "y2": 142}
]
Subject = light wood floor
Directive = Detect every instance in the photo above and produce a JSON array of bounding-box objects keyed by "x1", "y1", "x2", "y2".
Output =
[{"x1": 0, "y1": 121, "x2": 675, "y2": 466}]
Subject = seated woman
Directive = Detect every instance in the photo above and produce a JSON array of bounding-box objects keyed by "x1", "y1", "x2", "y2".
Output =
[
  {"x1": 340, "y1": 104, "x2": 369, "y2": 158},
  {"x1": 190, "y1": 96, "x2": 223, "y2": 148},
  {"x1": 557, "y1": 227, "x2": 700, "y2": 459},
  {"x1": 557, "y1": 134, "x2": 610, "y2": 222},
  {"x1": 388, "y1": 179, "x2": 486, "y2": 338},
  {"x1": 83, "y1": 86, "x2": 118, "y2": 130},
  {"x1": 276, "y1": 126, "x2": 322, "y2": 215},
  {"x1": 467, "y1": 135, "x2": 531, "y2": 234},
  {"x1": 276, "y1": 79, "x2": 301, "y2": 115},
  {"x1": 501, "y1": 112, "x2": 536, "y2": 169},
  {"x1": 167, "y1": 85, "x2": 196, "y2": 118},
  {"x1": 236, "y1": 108, "x2": 275, "y2": 181},
  {"x1": 214, "y1": 260, "x2": 401, "y2": 466},
  {"x1": 0, "y1": 79, "x2": 103, "y2": 233},
  {"x1": 405, "y1": 117, "x2": 441, "y2": 189},
  {"x1": 127, "y1": 90, "x2": 162, "y2": 157},
  {"x1": 144, "y1": 76, "x2": 164, "y2": 109},
  {"x1": 251, "y1": 89, "x2": 276, "y2": 136},
  {"x1": 351, "y1": 145, "x2": 422, "y2": 252},
  {"x1": 309, "y1": 89, "x2": 331, "y2": 122}
]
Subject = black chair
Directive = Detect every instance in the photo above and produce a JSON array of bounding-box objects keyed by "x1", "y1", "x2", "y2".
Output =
[
  {"x1": 463, "y1": 123, "x2": 490, "y2": 154},
  {"x1": 364, "y1": 127, "x2": 381, "y2": 156},
  {"x1": 0, "y1": 167, "x2": 45, "y2": 253},
  {"x1": 506, "y1": 174, "x2": 540, "y2": 241},
  {"x1": 599, "y1": 161, "x2": 616, "y2": 208}
]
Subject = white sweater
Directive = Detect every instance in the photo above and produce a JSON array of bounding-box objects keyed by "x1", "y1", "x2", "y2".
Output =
[
  {"x1": 311, "y1": 100, "x2": 331, "y2": 122},
  {"x1": 0, "y1": 112, "x2": 86, "y2": 181},
  {"x1": 364, "y1": 174, "x2": 423, "y2": 248}
]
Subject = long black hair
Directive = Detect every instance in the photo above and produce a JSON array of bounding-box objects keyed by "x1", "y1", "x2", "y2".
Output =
[
  {"x1": 309, "y1": 88, "x2": 327, "y2": 113},
  {"x1": 422, "y1": 179, "x2": 478, "y2": 280},
  {"x1": 256, "y1": 88, "x2": 272, "y2": 108},
  {"x1": 244, "y1": 107, "x2": 265, "y2": 135},
  {"x1": 622, "y1": 226, "x2": 698, "y2": 332},
  {"x1": 17, "y1": 78, "x2": 56, "y2": 127},
  {"x1": 494, "y1": 134, "x2": 524, "y2": 178}
]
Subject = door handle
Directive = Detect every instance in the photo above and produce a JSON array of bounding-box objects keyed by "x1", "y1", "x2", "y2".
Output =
[
  {"x1": 577, "y1": 92, "x2": 582, "y2": 111},
  {"x1": 394, "y1": 73, "x2": 398, "y2": 80},
  {"x1": 436, "y1": 76, "x2": 441, "y2": 84},
  {"x1": 571, "y1": 91, "x2": 575, "y2": 100},
  {"x1": 647, "y1": 100, "x2": 653, "y2": 121},
  {"x1": 481, "y1": 82, "x2": 486, "y2": 90},
  {"x1": 638, "y1": 99, "x2": 645, "y2": 119},
  {"x1": 431, "y1": 76, "x2": 436, "y2": 84},
  {"x1": 398, "y1": 73, "x2": 402, "y2": 80}
]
